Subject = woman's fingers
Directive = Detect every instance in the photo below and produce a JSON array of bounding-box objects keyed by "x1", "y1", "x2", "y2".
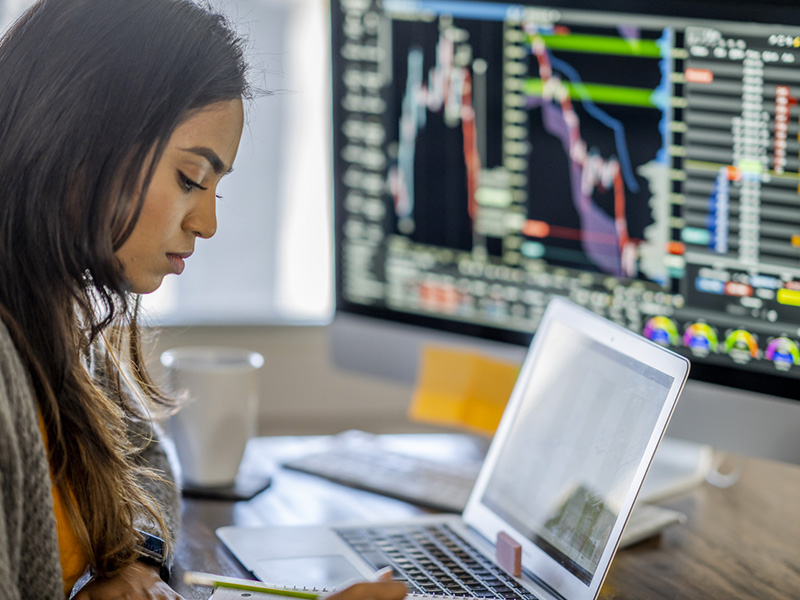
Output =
[{"x1": 327, "y1": 580, "x2": 408, "y2": 600}]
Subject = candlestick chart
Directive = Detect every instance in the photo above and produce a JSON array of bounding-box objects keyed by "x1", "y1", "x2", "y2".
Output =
[{"x1": 385, "y1": 14, "x2": 668, "y2": 281}]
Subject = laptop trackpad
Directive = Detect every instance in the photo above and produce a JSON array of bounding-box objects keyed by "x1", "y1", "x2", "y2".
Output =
[{"x1": 254, "y1": 556, "x2": 363, "y2": 590}]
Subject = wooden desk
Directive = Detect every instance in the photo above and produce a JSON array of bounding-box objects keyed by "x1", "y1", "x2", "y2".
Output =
[{"x1": 172, "y1": 434, "x2": 800, "y2": 600}]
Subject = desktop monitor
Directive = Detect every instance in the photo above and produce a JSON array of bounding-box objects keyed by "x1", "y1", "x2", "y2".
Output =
[{"x1": 330, "y1": 0, "x2": 800, "y2": 463}]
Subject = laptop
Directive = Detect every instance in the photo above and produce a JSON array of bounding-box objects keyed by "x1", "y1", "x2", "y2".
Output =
[{"x1": 217, "y1": 297, "x2": 690, "y2": 600}]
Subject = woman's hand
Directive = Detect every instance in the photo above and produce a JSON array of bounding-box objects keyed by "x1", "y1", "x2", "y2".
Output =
[
  {"x1": 73, "y1": 560, "x2": 183, "y2": 600},
  {"x1": 326, "y1": 568, "x2": 407, "y2": 600},
  {"x1": 325, "y1": 580, "x2": 408, "y2": 600}
]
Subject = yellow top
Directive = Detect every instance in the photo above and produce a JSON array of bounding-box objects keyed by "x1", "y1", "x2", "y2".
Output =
[{"x1": 38, "y1": 413, "x2": 90, "y2": 597}]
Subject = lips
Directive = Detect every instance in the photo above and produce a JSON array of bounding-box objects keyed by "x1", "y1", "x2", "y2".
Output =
[{"x1": 166, "y1": 251, "x2": 192, "y2": 275}]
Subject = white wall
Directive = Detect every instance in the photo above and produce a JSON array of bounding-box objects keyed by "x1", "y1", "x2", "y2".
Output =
[{"x1": 0, "y1": 0, "x2": 32, "y2": 31}]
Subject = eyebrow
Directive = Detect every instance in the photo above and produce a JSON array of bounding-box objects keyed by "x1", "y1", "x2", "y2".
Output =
[{"x1": 179, "y1": 146, "x2": 234, "y2": 176}]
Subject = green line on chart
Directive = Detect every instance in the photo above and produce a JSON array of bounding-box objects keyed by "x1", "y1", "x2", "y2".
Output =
[
  {"x1": 536, "y1": 34, "x2": 662, "y2": 58},
  {"x1": 523, "y1": 79, "x2": 660, "y2": 108}
]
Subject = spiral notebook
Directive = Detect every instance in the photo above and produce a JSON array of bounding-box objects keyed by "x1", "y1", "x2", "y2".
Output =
[{"x1": 217, "y1": 298, "x2": 690, "y2": 600}]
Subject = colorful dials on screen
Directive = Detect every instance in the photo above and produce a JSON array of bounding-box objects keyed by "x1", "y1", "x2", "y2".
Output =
[
  {"x1": 765, "y1": 337, "x2": 800, "y2": 370},
  {"x1": 723, "y1": 329, "x2": 759, "y2": 362},
  {"x1": 682, "y1": 322, "x2": 718, "y2": 357},
  {"x1": 643, "y1": 316, "x2": 679, "y2": 347}
]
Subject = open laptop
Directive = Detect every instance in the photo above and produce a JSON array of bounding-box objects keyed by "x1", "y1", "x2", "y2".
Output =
[{"x1": 217, "y1": 297, "x2": 690, "y2": 600}]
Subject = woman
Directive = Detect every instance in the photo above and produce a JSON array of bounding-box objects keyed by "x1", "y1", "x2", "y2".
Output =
[{"x1": 0, "y1": 1, "x2": 407, "y2": 599}]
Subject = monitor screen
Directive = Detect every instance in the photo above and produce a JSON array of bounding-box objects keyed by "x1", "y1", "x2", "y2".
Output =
[{"x1": 332, "y1": 0, "x2": 800, "y2": 403}]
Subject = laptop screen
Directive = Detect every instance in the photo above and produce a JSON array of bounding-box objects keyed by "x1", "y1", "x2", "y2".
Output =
[{"x1": 480, "y1": 320, "x2": 674, "y2": 585}]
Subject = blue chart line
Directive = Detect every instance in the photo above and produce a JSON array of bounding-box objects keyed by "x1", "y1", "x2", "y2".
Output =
[
  {"x1": 656, "y1": 28, "x2": 673, "y2": 165},
  {"x1": 385, "y1": 0, "x2": 517, "y2": 21},
  {"x1": 707, "y1": 167, "x2": 730, "y2": 254},
  {"x1": 547, "y1": 54, "x2": 640, "y2": 193}
]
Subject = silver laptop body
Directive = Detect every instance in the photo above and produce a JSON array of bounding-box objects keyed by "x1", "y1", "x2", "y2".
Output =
[{"x1": 218, "y1": 297, "x2": 690, "y2": 600}]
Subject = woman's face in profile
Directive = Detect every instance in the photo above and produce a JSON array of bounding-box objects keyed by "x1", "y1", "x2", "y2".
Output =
[{"x1": 115, "y1": 99, "x2": 244, "y2": 294}]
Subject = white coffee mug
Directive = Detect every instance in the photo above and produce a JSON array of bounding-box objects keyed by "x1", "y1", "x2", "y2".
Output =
[{"x1": 161, "y1": 346, "x2": 264, "y2": 488}]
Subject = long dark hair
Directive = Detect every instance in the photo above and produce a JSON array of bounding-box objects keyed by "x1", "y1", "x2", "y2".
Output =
[{"x1": 0, "y1": 0, "x2": 248, "y2": 576}]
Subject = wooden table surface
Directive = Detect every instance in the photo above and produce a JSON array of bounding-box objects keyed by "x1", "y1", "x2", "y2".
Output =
[{"x1": 171, "y1": 434, "x2": 800, "y2": 600}]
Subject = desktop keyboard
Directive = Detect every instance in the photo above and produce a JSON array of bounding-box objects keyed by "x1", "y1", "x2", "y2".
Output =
[
  {"x1": 282, "y1": 432, "x2": 482, "y2": 513},
  {"x1": 283, "y1": 431, "x2": 686, "y2": 547}
]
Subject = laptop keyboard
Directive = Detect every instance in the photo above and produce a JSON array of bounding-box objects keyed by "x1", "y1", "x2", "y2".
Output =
[{"x1": 335, "y1": 523, "x2": 538, "y2": 599}]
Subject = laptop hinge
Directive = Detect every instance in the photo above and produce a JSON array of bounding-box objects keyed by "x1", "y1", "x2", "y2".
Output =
[{"x1": 520, "y1": 565, "x2": 568, "y2": 600}]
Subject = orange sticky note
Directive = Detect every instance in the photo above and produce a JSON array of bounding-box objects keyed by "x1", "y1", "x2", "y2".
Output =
[{"x1": 408, "y1": 345, "x2": 520, "y2": 436}]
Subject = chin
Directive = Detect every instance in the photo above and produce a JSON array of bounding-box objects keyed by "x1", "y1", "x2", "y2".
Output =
[{"x1": 129, "y1": 277, "x2": 166, "y2": 295}]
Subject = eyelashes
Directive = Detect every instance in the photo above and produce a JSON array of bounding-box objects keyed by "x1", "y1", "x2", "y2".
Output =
[
  {"x1": 179, "y1": 171, "x2": 223, "y2": 199},
  {"x1": 179, "y1": 171, "x2": 207, "y2": 192}
]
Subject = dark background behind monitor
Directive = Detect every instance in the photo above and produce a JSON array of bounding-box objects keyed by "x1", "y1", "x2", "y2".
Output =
[{"x1": 330, "y1": 0, "x2": 800, "y2": 463}]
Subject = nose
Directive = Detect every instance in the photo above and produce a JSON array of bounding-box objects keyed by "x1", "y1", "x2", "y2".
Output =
[{"x1": 183, "y1": 189, "x2": 217, "y2": 239}]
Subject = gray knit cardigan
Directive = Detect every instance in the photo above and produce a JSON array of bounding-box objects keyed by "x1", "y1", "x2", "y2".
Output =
[{"x1": 0, "y1": 320, "x2": 181, "y2": 599}]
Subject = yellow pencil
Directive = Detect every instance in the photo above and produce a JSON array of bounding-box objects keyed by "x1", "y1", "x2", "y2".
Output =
[
  {"x1": 184, "y1": 566, "x2": 394, "y2": 598},
  {"x1": 183, "y1": 571, "x2": 322, "y2": 599}
]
